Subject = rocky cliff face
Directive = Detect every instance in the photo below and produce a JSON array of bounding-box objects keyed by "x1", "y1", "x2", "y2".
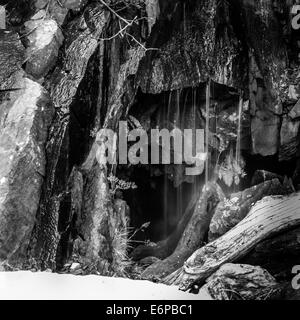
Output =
[{"x1": 0, "y1": 0, "x2": 299, "y2": 274}]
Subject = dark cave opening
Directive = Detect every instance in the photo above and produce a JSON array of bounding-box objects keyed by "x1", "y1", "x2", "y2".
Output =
[
  {"x1": 120, "y1": 165, "x2": 202, "y2": 244},
  {"x1": 119, "y1": 83, "x2": 241, "y2": 245}
]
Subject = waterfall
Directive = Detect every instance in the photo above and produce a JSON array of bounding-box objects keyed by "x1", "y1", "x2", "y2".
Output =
[
  {"x1": 162, "y1": 91, "x2": 172, "y2": 237},
  {"x1": 236, "y1": 94, "x2": 243, "y2": 166},
  {"x1": 205, "y1": 80, "x2": 211, "y2": 186}
]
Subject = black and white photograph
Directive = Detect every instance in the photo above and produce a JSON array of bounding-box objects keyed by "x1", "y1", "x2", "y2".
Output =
[{"x1": 0, "y1": 0, "x2": 300, "y2": 304}]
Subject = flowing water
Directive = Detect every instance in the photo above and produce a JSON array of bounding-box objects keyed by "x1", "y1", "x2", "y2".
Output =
[
  {"x1": 236, "y1": 95, "x2": 243, "y2": 166},
  {"x1": 205, "y1": 80, "x2": 211, "y2": 186},
  {"x1": 161, "y1": 83, "x2": 213, "y2": 236}
]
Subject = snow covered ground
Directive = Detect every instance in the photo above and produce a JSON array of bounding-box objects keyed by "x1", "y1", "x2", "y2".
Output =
[{"x1": 0, "y1": 272, "x2": 212, "y2": 300}]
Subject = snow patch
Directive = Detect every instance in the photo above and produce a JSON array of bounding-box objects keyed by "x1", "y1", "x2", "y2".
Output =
[{"x1": 0, "y1": 272, "x2": 212, "y2": 300}]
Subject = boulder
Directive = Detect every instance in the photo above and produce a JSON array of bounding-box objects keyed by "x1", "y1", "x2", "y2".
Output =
[
  {"x1": 0, "y1": 31, "x2": 25, "y2": 90},
  {"x1": 279, "y1": 115, "x2": 300, "y2": 161},
  {"x1": 0, "y1": 74, "x2": 54, "y2": 265},
  {"x1": 137, "y1": 0, "x2": 245, "y2": 94},
  {"x1": 199, "y1": 264, "x2": 280, "y2": 300},
  {"x1": 24, "y1": 12, "x2": 64, "y2": 79},
  {"x1": 251, "y1": 113, "x2": 280, "y2": 156},
  {"x1": 289, "y1": 99, "x2": 300, "y2": 120}
]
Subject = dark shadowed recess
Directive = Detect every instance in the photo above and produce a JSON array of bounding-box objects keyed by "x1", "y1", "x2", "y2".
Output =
[{"x1": 56, "y1": 50, "x2": 101, "y2": 268}]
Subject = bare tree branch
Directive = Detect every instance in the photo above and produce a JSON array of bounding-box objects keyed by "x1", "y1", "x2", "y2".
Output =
[{"x1": 98, "y1": 0, "x2": 158, "y2": 51}]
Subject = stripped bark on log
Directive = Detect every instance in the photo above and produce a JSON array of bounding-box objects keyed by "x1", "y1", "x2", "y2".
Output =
[
  {"x1": 164, "y1": 192, "x2": 300, "y2": 291},
  {"x1": 208, "y1": 178, "x2": 294, "y2": 242},
  {"x1": 141, "y1": 183, "x2": 224, "y2": 280}
]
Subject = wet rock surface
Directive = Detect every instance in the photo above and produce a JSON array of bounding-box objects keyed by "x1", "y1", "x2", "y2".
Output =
[
  {"x1": 0, "y1": 75, "x2": 54, "y2": 264},
  {"x1": 0, "y1": 31, "x2": 25, "y2": 90},
  {"x1": 24, "y1": 12, "x2": 64, "y2": 79}
]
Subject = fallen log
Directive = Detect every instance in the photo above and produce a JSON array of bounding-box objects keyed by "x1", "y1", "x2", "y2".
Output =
[
  {"x1": 208, "y1": 178, "x2": 294, "y2": 242},
  {"x1": 164, "y1": 192, "x2": 300, "y2": 291},
  {"x1": 141, "y1": 183, "x2": 224, "y2": 280},
  {"x1": 198, "y1": 263, "x2": 281, "y2": 300}
]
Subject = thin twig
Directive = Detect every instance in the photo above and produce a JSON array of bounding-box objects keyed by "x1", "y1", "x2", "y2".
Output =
[
  {"x1": 98, "y1": 0, "x2": 158, "y2": 51},
  {"x1": 99, "y1": 0, "x2": 129, "y2": 25}
]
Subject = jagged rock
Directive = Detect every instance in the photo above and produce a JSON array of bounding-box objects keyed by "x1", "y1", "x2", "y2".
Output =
[
  {"x1": 75, "y1": 167, "x2": 132, "y2": 276},
  {"x1": 76, "y1": 166, "x2": 115, "y2": 272},
  {"x1": 145, "y1": 0, "x2": 160, "y2": 34},
  {"x1": 288, "y1": 85, "x2": 300, "y2": 101},
  {"x1": 83, "y1": 44, "x2": 146, "y2": 170},
  {"x1": 289, "y1": 100, "x2": 300, "y2": 119},
  {"x1": 62, "y1": 0, "x2": 87, "y2": 10},
  {"x1": 70, "y1": 262, "x2": 81, "y2": 271},
  {"x1": 28, "y1": 4, "x2": 109, "y2": 270},
  {"x1": 279, "y1": 115, "x2": 300, "y2": 161},
  {"x1": 34, "y1": 0, "x2": 69, "y2": 26},
  {"x1": 251, "y1": 113, "x2": 280, "y2": 156},
  {"x1": 245, "y1": 0, "x2": 287, "y2": 157},
  {"x1": 24, "y1": 12, "x2": 64, "y2": 79},
  {"x1": 137, "y1": 0, "x2": 246, "y2": 94},
  {"x1": 199, "y1": 264, "x2": 280, "y2": 300},
  {"x1": 0, "y1": 31, "x2": 25, "y2": 90},
  {"x1": 246, "y1": 1, "x2": 286, "y2": 116},
  {"x1": 0, "y1": 74, "x2": 54, "y2": 265}
]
